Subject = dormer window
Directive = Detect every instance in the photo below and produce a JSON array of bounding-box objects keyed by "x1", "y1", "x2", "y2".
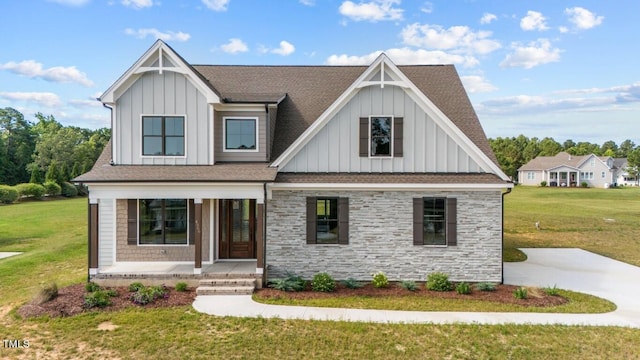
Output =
[
  {"x1": 142, "y1": 116, "x2": 185, "y2": 156},
  {"x1": 224, "y1": 117, "x2": 258, "y2": 152}
]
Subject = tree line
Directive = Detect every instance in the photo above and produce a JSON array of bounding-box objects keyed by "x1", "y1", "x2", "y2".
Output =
[
  {"x1": 489, "y1": 135, "x2": 640, "y2": 181},
  {"x1": 0, "y1": 107, "x2": 110, "y2": 186}
]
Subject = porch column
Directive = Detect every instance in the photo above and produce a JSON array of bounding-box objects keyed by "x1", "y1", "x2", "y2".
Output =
[
  {"x1": 194, "y1": 198, "x2": 203, "y2": 275},
  {"x1": 256, "y1": 201, "x2": 265, "y2": 287},
  {"x1": 88, "y1": 198, "x2": 99, "y2": 277}
]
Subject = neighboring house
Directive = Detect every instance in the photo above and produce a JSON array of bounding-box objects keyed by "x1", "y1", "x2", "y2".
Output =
[
  {"x1": 75, "y1": 40, "x2": 512, "y2": 288},
  {"x1": 613, "y1": 158, "x2": 637, "y2": 186},
  {"x1": 518, "y1": 152, "x2": 626, "y2": 188}
]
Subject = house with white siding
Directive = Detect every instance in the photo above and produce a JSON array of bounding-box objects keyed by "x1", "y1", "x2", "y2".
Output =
[{"x1": 75, "y1": 40, "x2": 512, "y2": 291}]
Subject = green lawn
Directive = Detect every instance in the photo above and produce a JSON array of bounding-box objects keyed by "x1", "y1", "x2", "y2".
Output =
[{"x1": 0, "y1": 194, "x2": 639, "y2": 359}]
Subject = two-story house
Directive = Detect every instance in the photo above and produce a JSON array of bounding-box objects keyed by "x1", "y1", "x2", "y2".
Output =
[{"x1": 75, "y1": 40, "x2": 512, "y2": 289}]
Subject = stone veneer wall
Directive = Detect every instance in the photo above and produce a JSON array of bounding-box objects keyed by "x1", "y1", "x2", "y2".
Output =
[
  {"x1": 115, "y1": 199, "x2": 211, "y2": 262},
  {"x1": 266, "y1": 190, "x2": 502, "y2": 282}
]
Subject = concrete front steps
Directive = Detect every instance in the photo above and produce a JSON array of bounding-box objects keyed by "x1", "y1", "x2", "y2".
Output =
[{"x1": 196, "y1": 276, "x2": 256, "y2": 295}]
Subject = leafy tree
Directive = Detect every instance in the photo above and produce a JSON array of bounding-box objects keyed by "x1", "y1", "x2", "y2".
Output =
[
  {"x1": 619, "y1": 139, "x2": 635, "y2": 158},
  {"x1": 567, "y1": 142, "x2": 600, "y2": 156},
  {"x1": 29, "y1": 166, "x2": 43, "y2": 184},
  {"x1": 600, "y1": 140, "x2": 618, "y2": 156},
  {"x1": 0, "y1": 107, "x2": 35, "y2": 185},
  {"x1": 626, "y1": 148, "x2": 640, "y2": 186},
  {"x1": 538, "y1": 137, "x2": 562, "y2": 156},
  {"x1": 45, "y1": 160, "x2": 60, "y2": 183},
  {"x1": 562, "y1": 139, "x2": 576, "y2": 151}
]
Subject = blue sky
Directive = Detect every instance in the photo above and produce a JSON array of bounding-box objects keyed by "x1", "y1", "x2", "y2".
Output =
[{"x1": 1, "y1": 0, "x2": 638, "y2": 145}]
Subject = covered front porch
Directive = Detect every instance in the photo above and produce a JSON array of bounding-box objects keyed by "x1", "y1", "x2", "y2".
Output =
[{"x1": 546, "y1": 166, "x2": 579, "y2": 187}]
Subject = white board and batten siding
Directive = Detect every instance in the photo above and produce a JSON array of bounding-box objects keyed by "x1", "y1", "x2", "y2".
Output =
[
  {"x1": 98, "y1": 199, "x2": 115, "y2": 268},
  {"x1": 281, "y1": 85, "x2": 483, "y2": 173},
  {"x1": 115, "y1": 71, "x2": 211, "y2": 165}
]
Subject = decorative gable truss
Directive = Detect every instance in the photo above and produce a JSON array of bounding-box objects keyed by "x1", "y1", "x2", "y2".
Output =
[{"x1": 272, "y1": 54, "x2": 510, "y2": 181}]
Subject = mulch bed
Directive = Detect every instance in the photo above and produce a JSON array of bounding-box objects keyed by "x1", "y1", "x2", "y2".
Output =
[
  {"x1": 17, "y1": 284, "x2": 197, "y2": 319},
  {"x1": 254, "y1": 283, "x2": 568, "y2": 307}
]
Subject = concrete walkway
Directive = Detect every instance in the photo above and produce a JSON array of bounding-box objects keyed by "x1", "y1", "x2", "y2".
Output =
[
  {"x1": 0, "y1": 252, "x2": 21, "y2": 260},
  {"x1": 193, "y1": 249, "x2": 640, "y2": 327}
]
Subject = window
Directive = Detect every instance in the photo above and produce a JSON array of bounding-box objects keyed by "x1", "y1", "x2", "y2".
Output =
[
  {"x1": 590, "y1": 158, "x2": 595, "y2": 166},
  {"x1": 306, "y1": 197, "x2": 349, "y2": 244},
  {"x1": 527, "y1": 172, "x2": 535, "y2": 180},
  {"x1": 601, "y1": 171, "x2": 606, "y2": 178},
  {"x1": 138, "y1": 199, "x2": 188, "y2": 245},
  {"x1": 413, "y1": 197, "x2": 456, "y2": 246},
  {"x1": 142, "y1": 116, "x2": 184, "y2": 156},
  {"x1": 224, "y1": 117, "x2": 257, "y2": 151},
  {"x1": 359, "y1": 116, "x2": 403, "y2": 157}
]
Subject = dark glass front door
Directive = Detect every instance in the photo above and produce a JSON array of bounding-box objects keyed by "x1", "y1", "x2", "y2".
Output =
[{"x1": 219, "y1": 199, "x2": 256, "y2": 259}]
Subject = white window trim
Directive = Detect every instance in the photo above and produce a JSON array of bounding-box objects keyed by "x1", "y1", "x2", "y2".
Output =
[
  {"x1": 368, "y1": 115, "x2": 394, "y2": 158},
  {"x1": 137, "y1": 199, "x2": 190, "y2": 247},
  {"x1": 223, "y1": 116, "x2": 259, "y2": 153},
  {"x1": 139, "y1": 114, "x2": 188, "y2": 159}
]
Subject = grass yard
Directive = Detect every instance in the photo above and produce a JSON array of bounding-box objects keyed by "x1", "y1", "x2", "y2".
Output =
[
  {"x1": 504, "y1": 186, "x2": 640, "y2": 267},
  {"x1": 0, "y1": 194, "x2": 639, "y2": 359}
]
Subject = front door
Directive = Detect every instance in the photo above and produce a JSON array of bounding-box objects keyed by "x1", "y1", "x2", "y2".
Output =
[{"x1": 219, "y1": 199, "x2": 256, "y2": 259}]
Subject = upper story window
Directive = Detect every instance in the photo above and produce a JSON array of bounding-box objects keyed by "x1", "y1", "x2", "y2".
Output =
[
  {"x1": 142, "y1": 116, "x2": 184, "y2": 156},
  {"x1": 224, "y1": 117, "x2": 258, "y2": 151},
  {"x1": 370, "y1": 116, "x2": 392, "y2": 157},
  {"x1": 359, "y1": 116, "x2": 403, "y2": 158}
]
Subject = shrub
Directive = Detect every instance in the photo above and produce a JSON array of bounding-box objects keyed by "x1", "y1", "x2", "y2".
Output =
[
  {"x1": 76, "y1": 184, "x2": 89, "y2": 196},
  {"x1": 544, "y1": 284, "x2": 561, "y2": 296},
  {"x1": 128, "y1": 282, "x2": 145, "y2": 292},
  {"x1": 475, "y1": 282, "x2": 497, "y2": 292},
  {"x1": 341, "y1": 278, "x2": 363, "y2": 289},
  {"x1": 175, "y1": 282, "x2": 188, "y2": 292},
  {"x1": 34, "y1": 283, "x2": 58, "y2": 305},
  {"x1": 581, "y1": 181, "x2": 588, "y2": 188},
  {"x1": 14, "y1": 183, "x2": 45, "y2": 199},
  {"x1": 371, "y1": 271, "x2": 389, "y2": 288},
  {"x1": 540, "y1": 181, "x2": 547, "y2": 187},
  {"x1": 400, "y1": 280, "x2": 417, "y2": 291},
  {"x1": 60, "y1": 182, "x2": 78, "y2": 197},
  {"x1": 84, "y1": 289, "x2": 117, "y2": 308},
  {"x1": 514, "y1": 287, "x2": 528, "y2": 299},
  {"x1": 85, "y1": 281, "x2": 101, "y2": 293},
  {"x1": 311, "y1": 272, "x2": 336, "y2": 293},
  {"x1": 268, "y1": 272, "x2": 307, "y2": 292},
  {"x1": 43, "y1": 181, "x2": 61, "y2": 196},
  {"x1": 0, "y1": 185, "x2": 19, "y2": 204},
  {"x1": 456, "y1": 282, "x2": 472, "y2": 295},
  {"x1": 130, "y1": 285, "x2": 168, "y2": 305},
  {"x1": 426, "y1": 272, "x2": 453, "y2": 291}
]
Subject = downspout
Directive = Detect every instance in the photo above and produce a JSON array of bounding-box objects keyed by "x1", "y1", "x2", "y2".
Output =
[{"x1": 501, "y1": 184, "x2": 513, "y2": 284}]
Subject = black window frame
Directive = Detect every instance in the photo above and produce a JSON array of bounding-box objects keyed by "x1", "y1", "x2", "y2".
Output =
[
  {"x1": 224, "y1": 117, "x2": 258, "y2": 151},
  {"x1": 413, "y1": 197, "x2": 457, "y2": 246},
  {"x1": 422, "y1": 197, "x2": 446, "y2": 246},
  {"x1": 306, "y1": 197, "x2": 349, "y2": 245},
  {"x1": 316, "y1": 197, "x2": 339, "y2": 244},
  {"x1": 138, "y1": 199, "x2": 189, "y2": 245},
  {"x1": 370, "y1": 116, "x2": 393, "y2": 157},
  {"x1": 142, "y1": 116, "x2": 185, "y2": 156}
]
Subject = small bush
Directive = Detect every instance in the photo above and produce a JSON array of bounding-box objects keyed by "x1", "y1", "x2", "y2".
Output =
[
  {"x1": 399, "y1": 280, "x2": 417, "y2": 292},
  {"x1": 341, "y1": 278, "x2": 363, "y2": 289},
  {"x1": 581, "y1": 181, "x2": 588, "y2": 188},
  {"x1": 85, "y1": 282, "x2": 101, "y2": 293},
  {"x1": 76, "y1": 184, "x2": 89, "y2": 196},
  {"x1": 43, "y1": 181, "x2": 61, "y2": 196},
  {"x1": 475, "y1": 282, "x2": 497, "y2": 292},
  {"x1": 544, "y1": 284, "x2": 561, "y2": 296},
  {"x1": 60, "y1": 182, "x2": 78, "y2": 197},
  {"x1": 514, "y1": 287, "x2": 528, "y2": 299},
  {"x1": 268, "y1": 272, "x2": 307, "y2": 292},
  {"x1": 128, "y1": 282, "x2": 145, "y2": 292},
  {"x1": 426, "y1": 272, "x2": 453, "y2": 291},
  {"x1": 0, "y1": 185, "x2": 19, "y2": 204},
  {"x1": 35, "y1": 283, "x2": 58, "y2": 305},
  {"x1": 175, "y1": 282, "x2": 188, "y2": 292},
  {"x1": 130, "y1": 285, "x2": 168, "y2": 305},
  {"x1": 371, "y1": 271, "x2": 389, "y2": 288},
  {"x1": 84, "y1": 289, "x2": 117, "y2": 308},
  {"x1": 456, "y1": 282, "x2": 472, "y2": 295},
  {"x1": 539, "y1": 181, "x2": 547, "y2": 187},
  {"x1": 14, "y1": 183, "x2": 45, "y2": 199},
  {"x1": 311, "y1": 272, "x2": 336, "y2": 293}
]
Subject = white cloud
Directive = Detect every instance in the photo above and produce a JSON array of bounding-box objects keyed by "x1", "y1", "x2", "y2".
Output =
[
  {"x1": 0, "y1": 92, "x2": 62, "y2": 107},
  {"x1": 401, "y1": 23, "x2": 501, "y2": 56},
  {"x1": 121, "y1": 0, "x2": 154, "y2": 9},
  {"x1": 0, "y1": 60, "x2": 94, "y2": 87},
  {"x1": 500, "y1": 39, "x2": 561, "y2": 69},
  {"x1": 420, "y1": 2, "x2": 433, "y2": 14},
  {"x1": 124, "y1": 28, "x2": 191, "y2": 42},
  {"x1": 221, "y1": 38, "x2": 248, "y2": 54},
  {"x1": 558, "y1": 26, "x2": 569, "y2": 33},
  {"x1": 339, "y1": 0, "x2": 403, "y2": 22},
  {"x1": 68, "y1": 98, "x2": 102, "y2": 109},
  {"x1": 460, "y1": 75, "x2": 497, "y2": 93},
  {"x1": 201, "y1": 0, "x2": 228, "y2": 11},
  {"x1": 480, "y1": 13, "x2": 497, "y2": 25},
  {"x1": 326, "y1": 47, "x2": 478, "y2": 67},
  {"x1": 299, "y1": 0, "x2": 315, "y2": 5},
  {"x1": 565, "y1": 7, "x2": 603, "y2": 30},
  {"x1": 520, "y1": 10, "x2": 549, "y2": 31},
  {"x1": 271, "y1": 41, "x2": 295, "y2": 56},
  {"x1": 47, "y1": 0, "x2": 89, "y2": 6}
]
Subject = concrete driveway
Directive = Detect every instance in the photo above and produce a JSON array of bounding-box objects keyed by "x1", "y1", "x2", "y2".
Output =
[{"x1": 194, "y1": 248, "x2": 640, "y2": 327}]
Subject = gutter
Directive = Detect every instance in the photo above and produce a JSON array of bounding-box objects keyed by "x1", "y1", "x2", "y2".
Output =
[{"x1": 501, "y1": 183, "x2": 513, "y2": 284}]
